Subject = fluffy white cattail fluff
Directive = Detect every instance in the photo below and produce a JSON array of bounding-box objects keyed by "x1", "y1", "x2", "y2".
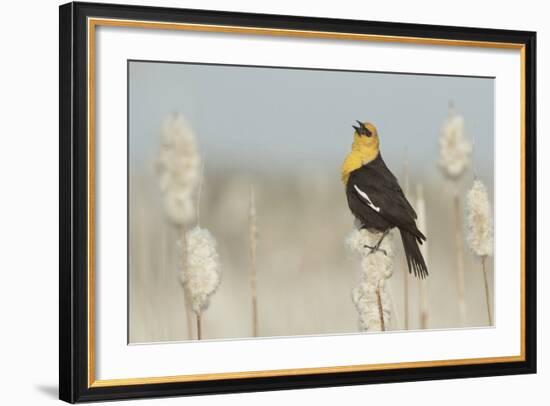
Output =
[
  {"x1": 438, "y1": 106, "x2": 472, "y2": 180},
  {"x1": 466, "y1": 180, "x2": 493, "y2": 257},
  {"x1": 466, "y1": 179, "x2": 493, "y2": 325},
  {"x1": 347, "y1": 228, "x2": 394, "y2": 331},
  {"x1": 178, "y1": 226, "x2": 221, "y2": 314},
  {"x1": 157, "y1": 113, "x2": 201, "y2": 226}
]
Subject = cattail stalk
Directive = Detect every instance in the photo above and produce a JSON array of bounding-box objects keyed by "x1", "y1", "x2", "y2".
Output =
[
  {"x1": 156, "y1": 113, "x2": 201, "y2": 340},
  {"x1": 481, "y1": 256, "x2": 492, "y2": 325},
  {"x1": 438, "y1": 104, "x2": 471, "y2": 326},
  {"x1": 466, "y1": 179, "x2": 494, "y2": 326},
  {"x1": 196, "y1": 313, "x2": 202, "y2": 340},
  {"x1": 248, "y1": 186, "x2": 259, "y2": 337},
  {"x1": 416, "y1": 184, "x2": 430, "y2": 329},
  {"x1": 375, "y1": 282, "x2": 386, "y2": 331},
  {"x1": 179, "y1": 226, "x2": 222, "y2": 340},
  {"x1": 347, "y1": 229, "x2": 394, "y2": 332}
]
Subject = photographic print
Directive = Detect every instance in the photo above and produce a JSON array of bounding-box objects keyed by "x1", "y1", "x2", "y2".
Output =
[
  {"x1": 60, "y1": 3, "x2": 535, "y2": 401},
  {"x1": 128, "y1": 61, "x2": 495, "y2": 343}
]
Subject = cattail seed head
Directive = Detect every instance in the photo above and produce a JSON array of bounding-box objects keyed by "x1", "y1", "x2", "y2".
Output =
[
  {"x1": 347, "y1": 228, "x2": 395, "y2": 331},
  {"x1": 466, "y1": 180, "x2": 493, "y2": 257},
  {"x1": 177, "y1": 226, "x2": 221, "y2": 314},
  {"x1": 438, "y1": 107, "x2": 472, "y2": 180},
  {"x1": 346, "y1": 228, "x2": 395, "y2": 279},
  {"x1": 157, "y1": 113, "x2": 201, "y2": 226},
  {"x1": 351, "y1": 279, "x2": 392, "y2": 332}
]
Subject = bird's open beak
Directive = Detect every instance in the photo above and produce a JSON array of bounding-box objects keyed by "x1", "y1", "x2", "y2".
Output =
[
  {"x1": 353, "y1": 120, "x2": 367, "y2": 136},
  {"x1": 355, "y1": 120, "x2": 372, "y2": 137}
]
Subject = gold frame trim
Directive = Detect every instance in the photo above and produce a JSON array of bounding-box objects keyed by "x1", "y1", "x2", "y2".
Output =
[{"x1": 87, "y1": 17, "x2": 527, "y2": 388}]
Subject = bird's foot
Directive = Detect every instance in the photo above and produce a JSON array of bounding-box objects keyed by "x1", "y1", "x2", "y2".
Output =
[
  {"x1": 363, "y1": 230, "x2": 390, "y2": 256},
  {"x1": 363, "y1": 244, "x2": 388, "y2": 256}
]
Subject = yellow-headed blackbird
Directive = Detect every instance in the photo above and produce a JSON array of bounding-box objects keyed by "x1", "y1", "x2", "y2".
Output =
[{"x1": 341, "y1": 121, "x2": 428, "y2": 278}]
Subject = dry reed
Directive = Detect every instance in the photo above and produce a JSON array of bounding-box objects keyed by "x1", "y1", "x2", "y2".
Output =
[
  {"x1": 248, "y1": 185, "x2": 259, "y2": 337},
  {"x1": 415, "y1": 184, "x2": 430, "y2": 329}
]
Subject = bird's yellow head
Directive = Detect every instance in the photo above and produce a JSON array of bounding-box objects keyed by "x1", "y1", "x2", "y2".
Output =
[
  {"x1": 341, "y1": 121, "x2": 380, "y2": 184},
  {"x1": 351, "y1": 121, "x2": 379, "y2": 153}
]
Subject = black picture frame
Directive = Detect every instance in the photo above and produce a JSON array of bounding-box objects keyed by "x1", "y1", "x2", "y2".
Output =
[{"x1": 59, "y1": 1, "x2": 537, "y2": 403}]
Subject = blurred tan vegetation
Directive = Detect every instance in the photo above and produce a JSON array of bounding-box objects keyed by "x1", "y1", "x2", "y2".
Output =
[{"x1": 129, "y1": 164, "x2": 494, "y2": 343}]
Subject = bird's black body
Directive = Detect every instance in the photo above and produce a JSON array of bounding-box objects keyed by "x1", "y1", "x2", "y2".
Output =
[{"x1": 346, "y1": 153, "x2": 428, "y2": 278}]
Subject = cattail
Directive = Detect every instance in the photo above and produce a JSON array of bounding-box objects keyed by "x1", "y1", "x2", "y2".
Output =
[
  {"x1": 248, "y1": 186, "x2": 259, "y2": 337},
  {"x1": 466, "y1": 180, "x2": 493, "y2": 257},
  {"x1": 438, "y1": 103, "x2": 471, "y2": 326},
  {"x1": 157, "y1": 113, "x2": 201, "y2": 226},
  {"x1": 466, "y1": 179, "x2": 493, "y2": 325},
  {"x1": 178, "y1": 226, "x2": 221, "y2": 340},
  {"x1": 347, "y1": 228, "x2": 394, "y2": 331},
  {"x1": 438, "y1": 104, "x2": 472, "y2": 180},
  {"x1": 156, "y1": 113, "x2": 201, "y2": 339},
  {"x1": 415, "y1": 184, "x2": 430, "y2": 329}
]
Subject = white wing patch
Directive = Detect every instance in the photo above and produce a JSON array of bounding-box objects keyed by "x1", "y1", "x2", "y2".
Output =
[{"x1": 353, "y1": 184, "x2": 381, "y2": 212}]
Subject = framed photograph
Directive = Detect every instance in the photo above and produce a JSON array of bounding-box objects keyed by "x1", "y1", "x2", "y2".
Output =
[{"x1": 59, "y1": 1, "x2": 536, "y2": 403}]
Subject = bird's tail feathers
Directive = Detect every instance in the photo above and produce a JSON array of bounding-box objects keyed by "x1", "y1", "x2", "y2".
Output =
[{"x1": 400, "y1": 229, "x2": 428, "y2": 278}]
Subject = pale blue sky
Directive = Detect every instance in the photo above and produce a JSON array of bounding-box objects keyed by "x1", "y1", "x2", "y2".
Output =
[{"x1": 129, "y1": 61, "x2": 494, "y2": 181}]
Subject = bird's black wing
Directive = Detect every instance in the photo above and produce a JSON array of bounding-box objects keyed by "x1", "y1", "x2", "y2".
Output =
[{"x1": 349, "y1": 154, "x2": 424, "y2": 240}]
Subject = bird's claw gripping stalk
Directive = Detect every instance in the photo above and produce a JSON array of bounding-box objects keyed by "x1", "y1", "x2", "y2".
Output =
[
  {"x1": 363, "y1": 229, "x2": 390, "y2": 256},
  {"x1": 363, "y1": 245, "x2": 388, "y2": 256}
]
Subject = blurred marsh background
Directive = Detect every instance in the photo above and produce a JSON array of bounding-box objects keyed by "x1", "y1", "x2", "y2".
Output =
[{"x1": 128, "y1": 60, "x2": 494, "y2": 343}]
